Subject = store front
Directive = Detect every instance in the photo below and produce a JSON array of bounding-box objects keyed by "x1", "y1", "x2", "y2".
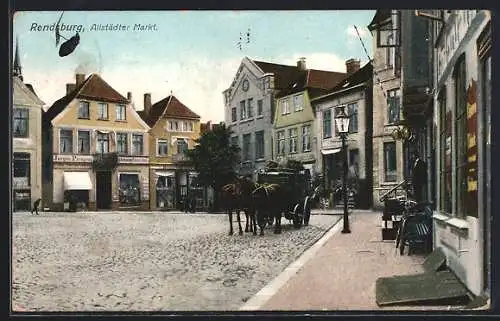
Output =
[
  {"x1": 62, "y1": 171, "x2": 92, "y2": 211},
  {"x1": 13, "y1": 152, "x2": 31, "y2": 211},
  {"x1": 155, "y1": 171, "x2": 176, "y2": 210}
]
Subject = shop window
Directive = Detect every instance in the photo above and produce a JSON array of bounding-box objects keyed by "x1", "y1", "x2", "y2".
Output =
[
  {"x1": 439, "y1": 87, "x2": 452, "y2": 213},
  {"x1": 13, "y1": 152, "x2": 30, "y2": 188},
  {"x1": 384, "y1": 142, "x2": 397, "y2": 182},
  {"x1": 60, "y1": 129, "x2": 73, "y2": 154},
  {"x1": 454, "y1": 56, "x2": 467, "y2": 218},
  {"x1": 119, "y1": 173, "x2": 141, "y2": 206},
  {"x1": 156, "y1": 175, "x2": 175, "y2": 209}
]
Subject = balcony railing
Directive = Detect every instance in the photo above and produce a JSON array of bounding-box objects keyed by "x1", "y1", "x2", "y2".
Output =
[
  {"x1": 92, "y1": 152, "x2": 119, "y2": 171},
  {"x1": 172, "y1": 153, "x2": 191, "y2": 162}
]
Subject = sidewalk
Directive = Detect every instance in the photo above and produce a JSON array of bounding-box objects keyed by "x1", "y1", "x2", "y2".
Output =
[{"x1": 241, "y1": 210, "x2": 468, "y2": 311}]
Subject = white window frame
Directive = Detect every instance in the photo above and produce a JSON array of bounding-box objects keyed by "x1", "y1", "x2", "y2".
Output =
[
  {"x1": 116, "y1": 132, "x2": 128, "y2": 155},
  {"x1": 247, "y1": 98, "x2": 254, "y2": 119},
  {"x1": 59, "y1": 128, "x2": 74, "y2": 154},
  {"x1": 277, "y1": 130, "x2": 285, "y2": 155},
  {"x1": 96, "y1": 131, "x2": 110, "y2": 154},
  {"x1": 97, "y1": 102, "x2": 109, "y2": 120},
  {"x1": 77, "y1": 130, "x2": 91, "y2": 154},
  {"x1": 302, "y1": 125, "x2": 311, "y2": 152},
  {"x1": 116, "y1": 104, "x2": 127, "y2": 121},
  {"x1": 293, "y1": 94, "x2": 303, "y2": 112},
  {"x1": 281, "y1": 98, "x2": 290, "y2": 115},
  {"x1": 131, "y1": 133, "x2": 144, "y2": 155},
  {"x1": 289, "y1": 128, "x2": 298, "y2": 153},
  {"x1": 78, "y1": 101, "x2": 90, "y2": 119},
  {"x1": 157, "y1": 139, "x2": 169, "y2": 156},
  {"x1": 240, "y1": 100, "x2": 247, "y2": 120}
]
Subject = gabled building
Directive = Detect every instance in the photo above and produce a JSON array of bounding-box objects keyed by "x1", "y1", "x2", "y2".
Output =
[
  {"x1": 138, "y1": 94, "x2": 202, "y2": 211},
  {"x1": 42, "y1": 73, "x2": 151, "y2": 211},
  {"x1": 273, "y1": 58, "x2": 346, "y2": 177},
  {"x1": 311, "y1": 60, "x2": 373, "y2": 208},
  {"x1": 368, "y1": 10, "x2": 406, "y2": 208},
  {"x1": 223, "y1": 57, "x2": 318, "y2": 178},
  {"x1": 12, "y1": 39, "x2": 45, "y2": 211}
]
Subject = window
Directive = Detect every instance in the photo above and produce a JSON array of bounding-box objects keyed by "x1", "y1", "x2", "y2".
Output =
[
  {"x1": 349, "y1": 149, "x2": 360, "y2": 177},
  {"x1": 182, "y1": 122, "x2": 188, "y2": 132},
  {"x1": 116, "y1": 133, "x2": 128, "y2": 154},
  {"x1": 289, "y1": 128, "x2": 298, "y2": 153},
  {"x1": 231, "y1": 136, "x2": 239, "y2": 148},
  {"x1": 119, "y1": 173, "x2": 141, "y2": 206},
  {"x1": 277, "y1": 130, "x2": 285, "y2": 155},
  {"x1": 348, "y1": 103, "x2": 359, "y2": 133},
  {"x1": 454, "y1": 57, "x2": 467, "y2": 218},
  {"x1": 384, "y1": 142, "x2": 397, "y2": 182},
  {"x1": 96, "y1": 132, "x2": 109, "y2": 153},
  {"x1": 255, "y1": 130, "x2": 264, "y2": 159},
  {"x1": 231, "y1": 107, "x2": 237, "y2": 122},
  {"x1": 78, "y1": 101, "x2": 90, "y2": 119},
  {"x1": 189, "y1": 122, "x2": 193, "y2": 132},
  {"x1": 438, "y1": 87, "x2": 452, "y2": 213},
  {"x1": 294, "y1": 94, "x2": 303, "y2": 112},
  {"x1": 323, "y1": 109, "x2": 332, "y2": 138},
  {"x1": 257, "y1": 99, "x2": 263, "y2": 116},
  {"x1": 242, "y1": 133, "x2": 251, "y2": 161},
  {"x1": 157, "y1": 139, "x2": 169, "y2": 156},
  {"x1": 387, "y1": 89, "x2": 401, "y2": 124},
  {"x1": 13, "y1": 152, "x2": 30, "y2": 187},
  {"x1": 77, "y1": 130, "x2": 90, "y2": 154},
  {"x1": 168, "y1": 121, "x2": 174, "y2": 131},
  {"x1": 240, "y1": 100, "x2": 247, "y2": 120},
  {"x1": 247, "y1": 98, "x2": 254, "y2": 118},
  {"x1": 60, "y1": 129, "x2": 73, "y2": 154},
  {"x1": 174, "y1": 121, "x2": 179, "y2": 131},
  {"x1": 116, "y1": 104, "x2": 126, "y2": 121},
  {"x1": 177, "y1": 138, "x2": 188, "y2": 154},
  {"x1": 97, "y1": 103, "x2": 109, "y2": 120},
  {"x1": 281, "y1": 98, "x2": 290, "y2": 115},
  {"x1": 386, "y1": 32, "x2": 394, "y2": 68},
  {"x1": 302, "y1": 125, "x2": 311, "y2": 152},
  {"x1": 132, "y1": 134, "x2": 143, "y2": 155},
  {"x1": 13, "y1": 108, "x2": 29, "y2": 137}
]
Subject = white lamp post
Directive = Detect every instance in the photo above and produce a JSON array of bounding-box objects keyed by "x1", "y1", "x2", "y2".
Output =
[{"x1": 335, "y1": 105, "x2": 351, "y2": 234}]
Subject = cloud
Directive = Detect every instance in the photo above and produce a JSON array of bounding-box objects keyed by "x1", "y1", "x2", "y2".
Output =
[{"x1": 346, "y1": 25, "x2": 369, "y2": 39}]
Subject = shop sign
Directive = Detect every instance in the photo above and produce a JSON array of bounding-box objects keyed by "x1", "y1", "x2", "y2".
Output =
[
  {"x1": 53, "y1": 154, "x2": 93, "y2": 163},
  {"x1": 466, "y1": 80, "x2": 478, "y2": 217},
  {"x1": 118, "y1": 156, "x2": 149, "y2": 164}
]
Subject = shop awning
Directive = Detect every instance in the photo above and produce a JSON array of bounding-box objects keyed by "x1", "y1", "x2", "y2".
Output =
[
  {"x1": 321, "y1": 148, "x2": 341, "y2": 155},
  {"x1": 156, "y1": 171, "x2": 175, "y2": 177},
  {"x1": 63, "y1": 172, "x2": 93, "y2": 190}
]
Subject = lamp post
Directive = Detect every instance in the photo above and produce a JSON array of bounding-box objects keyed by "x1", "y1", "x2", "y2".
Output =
[{"x1": 335, "y1": 105, "x2": 351, "y2": 234}]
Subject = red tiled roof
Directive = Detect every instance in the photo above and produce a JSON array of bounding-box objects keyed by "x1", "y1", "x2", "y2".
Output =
[
  {"x1": 44, "y1": 73, "x2": 128, "y2": 122},
  {"x1": 307, "y1": 69, "x2": 346, "y2": 90},
  {"x1": 139, "y1": 95, "x2": 200, "y2": 128},
  {"x1": 252, "y1": 60, "x2": 303, "y2": 90}
]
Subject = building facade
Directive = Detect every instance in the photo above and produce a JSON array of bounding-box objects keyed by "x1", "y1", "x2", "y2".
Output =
[
  {"x1": 368, "y1": 11, "x2": 407, "y2": 209},
  {"x1": 312, "y1": 61, "x2": 374, "y2": 209},
  {"x1": 274, "y1": 58, "x2": 346, "y2": 176},
  {"x1": 138, "y1": 94, "x2": 202, "y2": 211},
  {"x1": 429, "y1": 9, "x2": 491, "y2": 298},
  {"x1": 12, "y1": 43, "x2": 45, "y2": 211},
  {"x1": 42, "y1": 73, "x2": 151, "y2": 211}
]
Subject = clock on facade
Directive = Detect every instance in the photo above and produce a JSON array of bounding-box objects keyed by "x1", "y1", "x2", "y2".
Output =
[{"x1": 242, "y1": 79, "x2": 249, "y2": 91}]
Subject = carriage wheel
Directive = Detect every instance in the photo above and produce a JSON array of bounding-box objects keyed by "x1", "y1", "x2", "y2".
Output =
[
  {"x1": 303, "y1": 197, "x2": 311, "y2": 226},
  {"x1": 293, "y1": 204, "x2": 303, "y2": 228}
]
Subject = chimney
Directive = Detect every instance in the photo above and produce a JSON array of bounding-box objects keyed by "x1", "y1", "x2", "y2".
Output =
[
  {"x1": 144, "y1": 93, "x2": 152, "y2": 115},
  {"x1": 76, "y1": 73, "x2": 85, "y2": 86},
  {"x1": 127, "y1": 91, "x2": 133, "y2": 102},
  {"x1": 346, "y1": 58, "x2": 361, "y2": 76},
  {"x1": 297, "y1": 57, "x2": 307, "y2": 71},
  {"x1": 66, "y1": 83, "x2": 76, "y2": 94}
]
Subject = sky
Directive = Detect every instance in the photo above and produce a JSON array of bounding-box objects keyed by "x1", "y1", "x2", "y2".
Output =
[{"x1": 13, "y1": 10, "x2": 375, "y2": 122}]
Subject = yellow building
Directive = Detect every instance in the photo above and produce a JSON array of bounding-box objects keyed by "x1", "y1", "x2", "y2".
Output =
[
  {"x1": 42, "y1": 73, "x2": 151, "y2": 211},
  {"x1": 12, "y1": 42, "x2": 45, "y2": 211},
  {"x1": 138, "y1": 94, "x2": 201, "y2": 211}
]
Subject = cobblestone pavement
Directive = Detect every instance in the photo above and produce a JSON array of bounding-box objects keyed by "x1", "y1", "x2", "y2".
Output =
[{"x1": 12, "y1": 212, "x2": 340, "y2": 312}]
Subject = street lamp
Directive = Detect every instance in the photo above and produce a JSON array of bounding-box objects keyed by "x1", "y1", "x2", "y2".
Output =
[{"x1": 335, "y1": 105, "x2": 351, "y2": 234}]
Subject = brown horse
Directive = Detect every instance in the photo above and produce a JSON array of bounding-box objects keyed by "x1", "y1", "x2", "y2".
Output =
[
  {"x1": 221, "y1": 177, "x2": 258, "y2": 236},
  {"x1": 252, "y1": 183, "x2": 285, "y2": 235}
]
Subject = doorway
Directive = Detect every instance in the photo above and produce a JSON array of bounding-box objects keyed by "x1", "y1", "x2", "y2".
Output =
[{"x1": 96, "y1": 171, "x2": 112, "y2": 210}]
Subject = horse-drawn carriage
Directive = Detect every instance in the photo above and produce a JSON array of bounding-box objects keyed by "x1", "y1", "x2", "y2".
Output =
[{"x1": 256, "y1": 168, "x2": 313, "y2": 228}]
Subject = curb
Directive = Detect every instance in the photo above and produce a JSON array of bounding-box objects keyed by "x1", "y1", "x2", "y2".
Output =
[{"x1": 239, "y1": 216, "x2": 344, "y2": 311}]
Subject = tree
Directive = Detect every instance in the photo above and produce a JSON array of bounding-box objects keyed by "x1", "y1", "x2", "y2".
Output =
[{"x1": 185, "y1": 123, "x2": 240, "y2": 209}]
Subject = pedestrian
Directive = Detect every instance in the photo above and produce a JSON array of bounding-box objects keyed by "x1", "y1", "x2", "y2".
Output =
[
  {"x1": 31, "y1": 198, "x2": 41, "y2": 215},
  {"x1": 411, "y1": 152, "x2": 427, "y2": 203}
]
